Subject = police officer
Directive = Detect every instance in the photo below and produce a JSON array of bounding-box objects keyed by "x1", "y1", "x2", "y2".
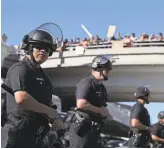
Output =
[
  {"x1": 1, "y1": 22, "x2": 63, "y2": 148},
  {"x1": 128, "y1": 86, "x2": 152, "y2": 148},
  {"x1": 68, "y1": 55, "x2": 113, "y2": 148},
  {"x1": 151, "y1": 111, "x2": 164, "y2": 147}
]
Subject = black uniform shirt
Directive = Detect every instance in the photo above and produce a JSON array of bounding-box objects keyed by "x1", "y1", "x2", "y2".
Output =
[
  {"x1": 76, "y1": 75, "x2": 108, "y2": 107},
  {"x1": 5, "y1": 57, "x2": 53, "y2": 115},
  {"x1": 130, "y1": 102, "x2": 151, "y2": 127},
  {"x1": 151, "y1": 122, "x2": 164, "y2": 138}
]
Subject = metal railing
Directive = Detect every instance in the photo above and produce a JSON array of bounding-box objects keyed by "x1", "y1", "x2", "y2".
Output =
[
  {"x1": 2, "y1": 40, "x2": 164, "y2": 58},
  {"x1": 65, "y1": 40, "x2": 164, "y2": 51},
  {"x1": 124, "y1": 40, "x2": 164, "y2": 47}
]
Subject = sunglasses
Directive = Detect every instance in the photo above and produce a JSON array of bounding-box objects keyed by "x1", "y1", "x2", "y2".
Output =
[{"x1": 33, "y1": 44, "x2": 51, "y2": 53}]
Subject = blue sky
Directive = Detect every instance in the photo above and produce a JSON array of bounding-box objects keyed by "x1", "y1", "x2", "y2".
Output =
[{"x1": 1, "y1": 0, "x2": 164, "y2": 123}]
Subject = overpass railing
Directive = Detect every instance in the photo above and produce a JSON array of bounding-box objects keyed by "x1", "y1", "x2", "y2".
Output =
[
  {"x1": 65, "y1": 40, "x2": 164, "y2": 51},
  {"x1": 124, "y1": 40, "x2": 164, "y2": 47},
  {"x1": 2, "y1": 40, "x2": 164, "y2": 58}
]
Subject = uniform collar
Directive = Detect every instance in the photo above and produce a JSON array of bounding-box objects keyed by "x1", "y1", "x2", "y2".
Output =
[
  {"x1": 137, "y1": 101, "x2": 145, "y2": 106},
  {"x1": 90, "y1": 75, "x2": 102, "y2": 84},
  {"x1": 23, "y1": 56, "x2": 42, "y2": 72}
]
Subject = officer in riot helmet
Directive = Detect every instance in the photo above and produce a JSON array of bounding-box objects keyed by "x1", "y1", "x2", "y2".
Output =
[
  {"x1": 128, "y1": 86, "x2": 152, "y2": 148},
  {"x1": 151, "y1": 111, "x2": 164, "y2": 147},
  {"x1": 1, "y1": 22, "x2": 63, "y2": 148},
  {"x1": 68, "y1": 55, "x2": 113, "y2": 148}
]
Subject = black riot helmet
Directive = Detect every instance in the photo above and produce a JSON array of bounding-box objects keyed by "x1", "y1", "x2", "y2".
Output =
[
  {"x1": 91, "y1": 55, "x2": 112, "y2": 80},
  {"x1": 21, "y1": 22, "x2": 63, "y2": 57},
  {"x1": 158, "y1": 111, "x2": 164, "y2": 119},
  {"x1": 134, "y1": 86, "x2": 150, "y2": 104},
  {"x1": 91, "y1": 55, "x2": 112, "y2": 70}
]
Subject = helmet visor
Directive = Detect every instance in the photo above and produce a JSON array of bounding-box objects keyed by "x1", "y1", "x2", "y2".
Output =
[{"x1": 29, "y1": 22, "x2": 63, "y2": 48}]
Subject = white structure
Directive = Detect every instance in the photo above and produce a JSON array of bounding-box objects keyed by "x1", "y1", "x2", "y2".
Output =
[{"x1": 40, "y1": 42, "x2": 164, "y2": 102}]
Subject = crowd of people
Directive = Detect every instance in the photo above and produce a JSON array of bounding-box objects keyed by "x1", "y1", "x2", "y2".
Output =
[
  {"x1": 1, "y1": 32, "x2": 164, "y2": 54},
  {"x1": 61, "y1": 32, "x2": 164, "y2": 50}
]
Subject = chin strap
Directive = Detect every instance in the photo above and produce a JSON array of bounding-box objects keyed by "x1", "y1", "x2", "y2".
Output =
[
  {"x1": 25, "y1": 44, "x2": 40, "y2": 68},
  {"x1": 144, "y1": 96, "x2": 149, "y2": 104},
  {"x1": 102, "y1": 74, "x2": 108, "y2": 81},
  {"x1": 30, "y1": 53, "x2": 39, "y2": 67},
  {"x1": 99, "y1": 69, "x2": 108, "y2": 81}
]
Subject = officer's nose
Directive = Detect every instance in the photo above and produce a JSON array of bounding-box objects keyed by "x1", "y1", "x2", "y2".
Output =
[
  {"x1": 39, "y1": 48, "x2": 46, "y2": 52},
  {"x1": 39, "y1": 48, "x2": 51, "y2": 54}
]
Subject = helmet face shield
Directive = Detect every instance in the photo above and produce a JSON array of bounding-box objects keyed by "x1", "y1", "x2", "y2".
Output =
[{"x1": 35, "y1": 22, "x2": 63, "y2": 48}]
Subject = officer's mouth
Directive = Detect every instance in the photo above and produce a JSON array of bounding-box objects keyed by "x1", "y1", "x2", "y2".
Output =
[
  {"x1": 38, "y1": 53, "x2": 46, "y2": 57},
  {"x1": 37, "y1": 55, "x2": 46, "y2": 60}
]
